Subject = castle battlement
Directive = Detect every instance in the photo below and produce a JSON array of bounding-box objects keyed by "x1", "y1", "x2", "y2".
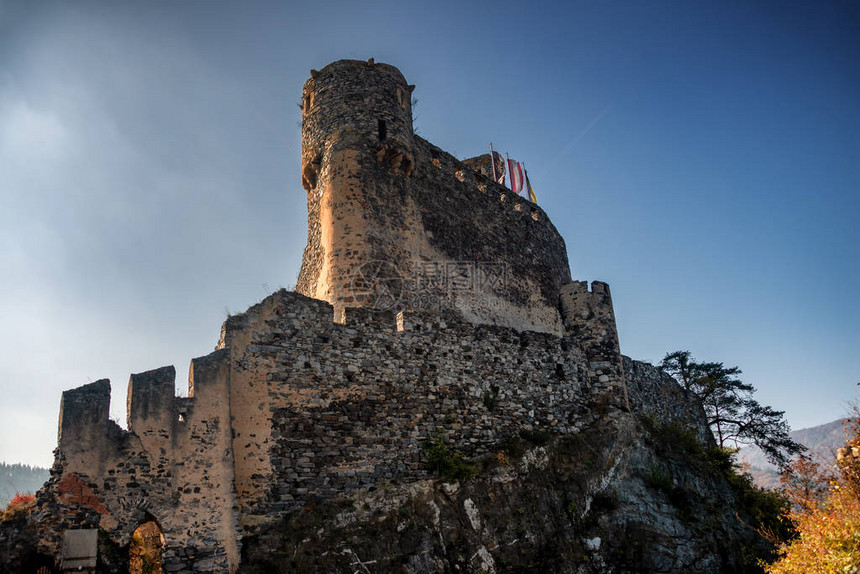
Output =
[{"x1": 127, "y1": 365, "x2": 176, "y2": 435}]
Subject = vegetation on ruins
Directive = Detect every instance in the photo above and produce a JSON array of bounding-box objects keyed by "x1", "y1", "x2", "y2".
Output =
[
  {"x1": 423, "y1": 432, "x2": 477, "y2": 481},
  {"x1": 661, "y1": 350, "x2": 804, "y2": 467},
  {"x1": 641, "y1": 351, "x2": 860, "y2": 571}
]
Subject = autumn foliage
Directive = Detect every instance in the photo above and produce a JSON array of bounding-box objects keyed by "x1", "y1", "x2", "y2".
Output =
[
  {"x1": 1, "y1": 492, "x2": 35, "y2": 522},
  {"x1": 767, "y1": 416, "x2": 860, "y2": 573},
  {"x1": 780, "y1": 456, "x2": 835, "y2": 510}
]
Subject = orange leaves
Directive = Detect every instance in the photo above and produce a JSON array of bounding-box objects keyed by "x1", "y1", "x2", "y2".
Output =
[
  {"x1": 767, "y1": 416, "x2": 860, "y2": 573},
  {"x1": 8, "y1": 493, "x2": 34, "y2": 506},
  {"x1": 1, "y1": 492, "x2": 35, "y2": 522}
]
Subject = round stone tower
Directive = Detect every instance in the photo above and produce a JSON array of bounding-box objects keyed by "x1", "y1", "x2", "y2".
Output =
[
  {"x1": 295, "y1": 59, "x2": 571, "y2": 334},
  {"x1": 296, "y1": 59, "x2": 418, "y2": 314}
]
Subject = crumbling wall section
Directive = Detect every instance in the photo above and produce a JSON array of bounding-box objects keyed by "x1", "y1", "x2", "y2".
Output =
[
  {"x1": 36, "y1": 353, "x2": 242, "y2": 573},
  {"x1": 34, "y1": 280, "x2": 628, "y2": 565}
]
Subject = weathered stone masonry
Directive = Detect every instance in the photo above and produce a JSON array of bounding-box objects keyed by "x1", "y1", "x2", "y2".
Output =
[
  {"x1": 221, "y1": 287, "x2": 625, "y2": 527},
  {"x1": 41, "y1": 277, "x2": 624, "y2": 572},
  {"x1": 297, "y1": 60, "x2": 571, "y2": 335},
  {"x1": 45, "y1": 356, "x2": 241, "y2": 572},
  {"x1": 23, "y1": 59, "x2": 639, "y2": 573}
]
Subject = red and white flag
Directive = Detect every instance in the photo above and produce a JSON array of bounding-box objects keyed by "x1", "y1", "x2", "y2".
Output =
[{"x1": 507, "y1": 158, "x2": 524, "y2": 193}]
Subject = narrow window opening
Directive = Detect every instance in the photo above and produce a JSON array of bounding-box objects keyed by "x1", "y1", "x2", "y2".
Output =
[{"x1": 378, "y1": 119, "x2": 387, "y2": 141}]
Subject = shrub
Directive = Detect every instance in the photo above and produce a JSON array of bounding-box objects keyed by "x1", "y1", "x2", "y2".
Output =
[
  {"x1": 641, "y1": 414, "x2": 793, "y2": 568},
  {"x1": 497, "y1": 435, "x2": 525, "y2": 459},
  {"x1": 520, "y1": 428, "x2": 553, "y2": 446},
  {"x1": 423, "y1": 432, "x2": 476, "y2": 481},
  {"x1": 2, "y1": 492, "x2": 35, "y2": 522},
  {"x1": 645, "y1": 466, "x2": 674, "y2": 491},
  {"x1": 482, "y1": 385, "x2": 500, "y2": 411},
  {"x1": 766, "y1": 414, "x2": 860, "y2": 573}
]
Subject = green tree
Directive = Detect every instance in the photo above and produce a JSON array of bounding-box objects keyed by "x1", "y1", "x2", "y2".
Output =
[{"x1": 661, "y1": 351, "x2": 803, "y2": 467}]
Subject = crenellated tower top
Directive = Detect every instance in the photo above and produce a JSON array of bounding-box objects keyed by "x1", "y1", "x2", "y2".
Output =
[{"x1": 301, "y1": 59, "x2": 416, "y2": 192}]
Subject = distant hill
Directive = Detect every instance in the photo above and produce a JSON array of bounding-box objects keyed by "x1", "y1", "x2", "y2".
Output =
[
  {"x1": 739, "y1": 418, "x2": 848, "y2": 488},
  {"x1": 0, "y1": 462, "x2": 50, "y2": 507}
]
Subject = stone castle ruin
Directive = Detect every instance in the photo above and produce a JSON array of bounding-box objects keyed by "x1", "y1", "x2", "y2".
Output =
[{"x1": 2, "y1": 60, "x2": 742, "y2": 573}]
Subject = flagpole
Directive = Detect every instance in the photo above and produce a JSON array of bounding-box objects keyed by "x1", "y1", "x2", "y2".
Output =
[{"x1": 490, "y1": 143, "x2": 498, "y2": 183}]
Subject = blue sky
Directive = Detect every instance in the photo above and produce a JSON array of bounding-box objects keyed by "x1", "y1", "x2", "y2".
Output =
[{"x1": 0, "y1": 0, "x2": 857, "y2": 467}]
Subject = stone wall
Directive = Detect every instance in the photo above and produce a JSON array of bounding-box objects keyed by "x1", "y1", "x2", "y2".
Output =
[
  {"x1": 220, "y1": 288, "x2": 622, "y2": 531},
  {"x1": 623, "y1": 355, "x2": 712, "y2": 444},
  {"x1": 296, "y1": 59, "x2": 571, "y2": 335},
  {"x1": 560, "y1": 281, "x2": 628, "y2": 409},
  {"x1": 37, "y1": 353, "x2": 242, "y2": 573},
  {"x1": 24, "y1": 277, "x2": 625, "y2": 572}
]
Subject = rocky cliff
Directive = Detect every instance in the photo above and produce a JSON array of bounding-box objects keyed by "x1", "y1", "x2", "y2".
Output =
[{"x1": 238, "y1": 360, "x2": 766, "y2": 573}]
